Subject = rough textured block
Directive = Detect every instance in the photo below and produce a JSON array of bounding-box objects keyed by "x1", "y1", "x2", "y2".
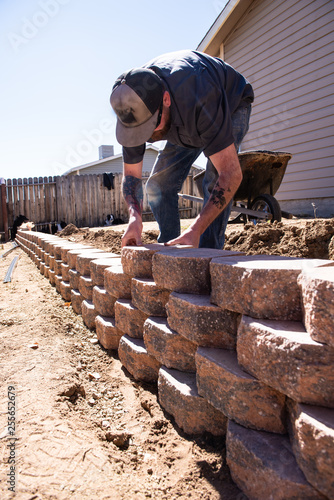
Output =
[
  {"x1": 153, "y1": 248, "x2": 243, "y2": 294},
  {"x1": 96, "y1": 315, "x2": 123, "y2": 350},
  {"x1": 61, "y1": 244, "x2": 94, "y2": 264},
  {"x1": 71, "y1": 288, "x2": 83, "y2": 315},
  {"x1": 54, "y1": 259, "x2": 62, "y2": 276},
  {"x1": 69, "y1": 268, "x2": 80, "y2": 290},
  {"x1": 67, "y1": 248, "x2": 102, "y2": 271},
  {"x1": 226, "y1": 420, "x2": 325, "y2": 500},
  {"x1": 90, "y1": 256, "x2": 122, "y2": 286},
  {"x1": 92, "y1": 285, "x2": 117, "y2": 317},
  {"x1": 48, "y1": 255, "x2": 55, "y2": 271},
  {"x1": 196, "y1": 347, "x2": 286, "y2": 433},
  {"x1": 298, "y1": 266, "x2": 334, "y2": 347},
  {"x1": 76, "y1": 251, "x2": 109, "y2": 276},
  {"x1": 81, "y1": 299, "x2": 97, "y2": 330},
  {"x1": 49, "y1": 268, "x2": 55, "y2": 286},
  {"x1": 167, "y1": 292, "x2": 240, "y2": 348},
  {"x1": 210, "y1": 255, "x2": 331, "y2": 321},
  {"x1": 114, "y1": 299, "x2": 149, "y2": 338},
  {"x1": 237, "y1": 315, "x2": 334, "y2": 407},
  {"x1": 121, "y1": 244, "x2": 164, "y2": 278},
  {"x1": 288, "y1": 400, "x2": 334, "y2": 499},
  {"x1": 118, "y1": 335, "x2": 160, "y2": 383},
  {"x1": 131, "y1": 278, "x2": 170, "y2": 316},
  {"x1": 104, "y1": 266, "x2": 132, "y2": 299},
  {"x1": 78, "y1": 275, "x2": 93, "y2": 301},
  {"x1": 54, "y1": 274, "x2": 62, "y2": 293},
  {"x1": 143, "y1": 317, "x2": 197, "y2": 372},
  {"x1": 61, "y1": 262, "x2": 70, "y2": 281},
  {"x1": 158, "y1": 366, "x2": 227, "y2": 436},
  {"x1": 59, "y1": 280, "x2": 71, "y2": 302}
]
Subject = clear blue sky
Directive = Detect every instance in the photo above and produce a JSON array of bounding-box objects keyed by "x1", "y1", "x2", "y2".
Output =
[{"x1": 0, "y1": 0, "x2": 228, "y2": 179}]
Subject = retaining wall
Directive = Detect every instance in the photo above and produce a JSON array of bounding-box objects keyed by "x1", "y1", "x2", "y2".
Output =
[{"x1": 16, "y1": 229, "x2": 334, "y2": 500}]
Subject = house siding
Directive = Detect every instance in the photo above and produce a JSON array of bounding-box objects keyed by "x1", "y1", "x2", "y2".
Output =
[{"x1": 221, "y1": 0, "x2": 334, "y2": 216}]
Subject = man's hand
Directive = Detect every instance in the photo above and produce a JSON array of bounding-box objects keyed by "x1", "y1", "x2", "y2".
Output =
[
  {"x1": 164, "y1": 226, "x2": 201, "y2": 248},
  {"x1": 121, "y1": 216, "x2": 143, "y2": 247}
]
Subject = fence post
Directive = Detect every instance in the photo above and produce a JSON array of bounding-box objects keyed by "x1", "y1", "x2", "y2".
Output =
[{"x1": 0, "y1": 178, "x2": 9, "y2": 241}]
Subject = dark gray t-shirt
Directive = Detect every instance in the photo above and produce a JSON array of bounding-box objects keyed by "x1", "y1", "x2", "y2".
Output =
[{"x1": 123, "y1": 50, "x2": 254, "y2": 164}]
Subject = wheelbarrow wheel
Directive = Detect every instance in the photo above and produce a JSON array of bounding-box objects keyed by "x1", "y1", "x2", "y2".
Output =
[{"x1": 249, "y1": 194, "x2": 282, "y2": 223}]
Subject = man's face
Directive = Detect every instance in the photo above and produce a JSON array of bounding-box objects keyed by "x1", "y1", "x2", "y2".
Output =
[{"x1": 148, "y1": 107, "x2": 171, "y2": 142}]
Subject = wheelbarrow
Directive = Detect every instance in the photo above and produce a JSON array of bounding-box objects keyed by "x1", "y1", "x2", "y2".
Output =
[{"x1": 180, "y1": 150, "x2": 292, "y2": 223}]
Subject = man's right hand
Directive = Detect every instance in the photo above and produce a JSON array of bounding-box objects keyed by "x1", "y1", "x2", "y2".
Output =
[{"x1": 121, "y1": 216, "x2": 143, "y2": 248}]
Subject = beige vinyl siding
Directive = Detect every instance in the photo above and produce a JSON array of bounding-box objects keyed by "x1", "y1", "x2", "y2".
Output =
[{"x1": 222, "y1": 0, "x2": 334, "y2": 211}]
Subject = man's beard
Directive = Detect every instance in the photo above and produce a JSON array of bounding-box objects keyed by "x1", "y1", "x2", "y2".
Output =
[{"x1": 148, "y1": 111, "x2": 171, "y2": 142}]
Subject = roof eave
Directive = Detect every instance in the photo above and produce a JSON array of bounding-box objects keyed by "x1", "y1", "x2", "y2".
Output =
[{"x1": 197, "y1": 0, "x2": 253, "y2": 56}]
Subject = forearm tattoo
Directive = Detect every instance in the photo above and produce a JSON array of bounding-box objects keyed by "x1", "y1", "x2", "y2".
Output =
[
  {"x1": 210, "y1": 183, "x2": 231, "y2": 210},
  {"x1": 122, "y1": 175, "x2": 143, "y2": 215}
]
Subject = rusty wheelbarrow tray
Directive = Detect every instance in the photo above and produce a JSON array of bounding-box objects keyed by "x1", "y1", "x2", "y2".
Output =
[{"x1": 183, "y1": 150, "x2": 292, "y2": 223}]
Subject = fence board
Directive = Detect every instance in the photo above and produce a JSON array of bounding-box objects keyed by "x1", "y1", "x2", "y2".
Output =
[{"x1": 7, "y1": 179, "x2": 14, "y2": 226}]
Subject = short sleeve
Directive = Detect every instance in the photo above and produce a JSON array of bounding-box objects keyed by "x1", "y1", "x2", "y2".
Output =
[{"x1": 123, "y1": 144, "x2": 146, "y2": 164}]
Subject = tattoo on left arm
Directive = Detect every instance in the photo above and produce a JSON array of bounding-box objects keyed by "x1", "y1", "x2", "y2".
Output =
[
  {"x1": 211, "y1": 184, "x2": 231, "y2": 210},
  {"x1": 122, "y1": 175, "x2": 143, "y2": 215}
]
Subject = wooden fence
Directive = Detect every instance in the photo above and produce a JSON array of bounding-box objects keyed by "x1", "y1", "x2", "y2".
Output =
[{"x1": 0, "y1": 172, "x2": 202, "y2": 240}]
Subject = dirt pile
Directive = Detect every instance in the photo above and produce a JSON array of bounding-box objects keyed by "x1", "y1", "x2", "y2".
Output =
[
  {"x1": 59, "y1": 218, "x2": 334, "y2": 260},
  {"x1": 225, "y1": 218, "x2": 334, "y2": 260},
  {"x1": 59, "y1": 226, "x2": 159, "y2": 254}
]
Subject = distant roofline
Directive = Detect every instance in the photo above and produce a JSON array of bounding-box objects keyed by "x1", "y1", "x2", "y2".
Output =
[{"x1": 62, "y1": 144, "x2": 161, "y2": 176}]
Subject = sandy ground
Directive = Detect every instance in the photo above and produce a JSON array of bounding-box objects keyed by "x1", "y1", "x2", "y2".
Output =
[{"x1": 1, "y1": 217, "x2": 333, "y2": 500}]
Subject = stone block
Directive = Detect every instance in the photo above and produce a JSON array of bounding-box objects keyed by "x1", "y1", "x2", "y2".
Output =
[
  {"x1": 90, "y1": 256, "x2": 122, "y2": 286},
  {"x1": 153, "y1": 247, "x2": 243, "y2": 294},
  {"x1": 118, "y1": 335, "x2": 160, "y2": 383},
  {"x1": 54, "y1": 259, "x2": 62, "y2": 276},
  {"x1": 44, "y1": 252, "x2": 50, "y2": 266},
  {"x1": 158, "y1": 366, "x2": 227, "y2": 436},
  {"x1": 81, "y1": 299, "x2": 97, "y2": 330},
  {"x1": 196, "y1": 347, "x2": 286, "y2": 433},
  {"x1": 121, "y1": 243, "x2": 164, "y2": 278},
  {"x1": 226, "y1": 420, "x2": 325, "y2": 500},
  {"x1": 167, "y1": 292, "x2": 240, "y2": 348},
  {"x1": 59, "y1": 280, "x2": 71, "y2": 302},
  {"x1": 298, "y1": 266, "x2": 334, "y2": 347},
  {"x1": 95, "y1": 315, "x2": 123, "y2": 350},
  {"x1": 143, "y1": 317, "x2": 197, "y2": 372},
  {"x1": 114, "y1": 299, "x2": 149, "y2": 338},
  {"x1": 78, "y1": 275, "x2": 93, "y2": 301},
  {"x1": 61, "y1": 262, "x2": 70, "y2": 281},
  {"x1": 61, "y1": 244, "x2": 94, "y2": 264},
  {"x1": 69, "y1": 268, "x2": 80, "y2": 290},
  {"x1": 288, "y1": 400, "x2": 334, "y2": 499},
  {"x1": 104, "y1": 266, "x2": 132, "y2": 299},
  {"x1": 210, "y1": 255, "x2": 331, "y2": 321},
  {"x1": 48, "y1": 255, "x2": 54, "y2": 271},
  {"x1": 92, "y1": 285, "x2": 117, "y2": 317},
  {"x1": 76, "y1": 251, "x2": 109, "y2": 276},
  {"x1": 67, "y1": 248, "x2": 102, "y2": 271},
  {"x1": 237, "y1": 315, "x2": 334, "y2": 407},
  {"x1": 131, "y1": 278, "x2": 170, "y2": 316},
  {"x1": 49, "y1": 269, "x2": 55, "y2": 286},
  {"x1": 71, "y1": 288, "x2": 83, "y2": 315},
  {"x1": 54, "y1": 274, "x2": 62, "y2": 293}
]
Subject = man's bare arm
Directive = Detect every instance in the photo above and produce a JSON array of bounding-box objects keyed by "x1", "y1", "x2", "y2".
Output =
[
  {"x1": 121, "y1": 162, "x2": 144, "y2": 247},
  {"x1": 165, "y1": 143, "x2": 242, "y2": 247}
]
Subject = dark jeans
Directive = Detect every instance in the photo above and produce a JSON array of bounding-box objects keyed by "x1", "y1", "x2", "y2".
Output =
[{"x1": 146, "y1": 104, "x2": 252, "y2": 248}]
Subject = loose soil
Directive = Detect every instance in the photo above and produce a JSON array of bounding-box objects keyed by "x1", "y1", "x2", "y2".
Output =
[{"x1": 0, "y1": 217, "x2": 332, "y2": 500}]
